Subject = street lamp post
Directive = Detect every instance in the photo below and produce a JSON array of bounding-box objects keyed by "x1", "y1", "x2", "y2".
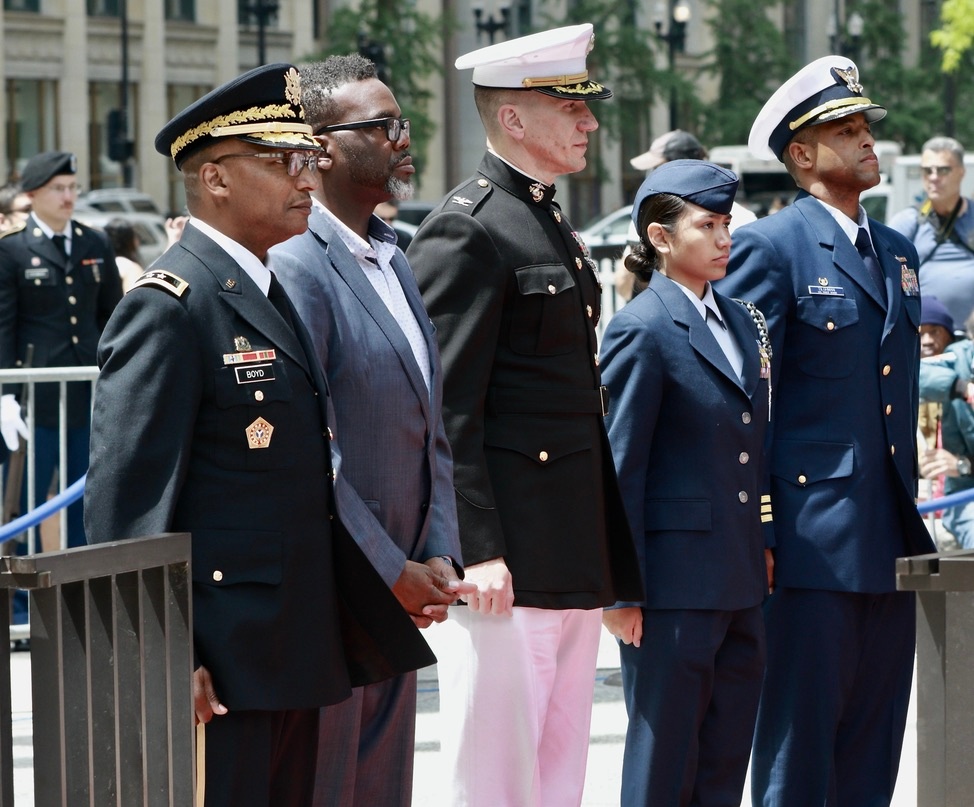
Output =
[
  {"x1": 473, "y1": 5, "x2": 510, "y2": 45},
  {"x1": 654, "y1": 0, "x2": 691, "y2": 131},
  {"x1": 828, "y1": 3, "x2": 864, "y2": 60},
  {"x1": 242, "y1": 0, "x2": 280, "y2": 66}
]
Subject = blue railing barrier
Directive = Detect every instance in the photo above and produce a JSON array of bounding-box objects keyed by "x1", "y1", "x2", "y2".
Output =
[
  {"x1": 0, "y1": 473, "x2": 86, "y2": 543},
  {"x1": 918, "y1": 485, "x2": 974, "y2": 515}
]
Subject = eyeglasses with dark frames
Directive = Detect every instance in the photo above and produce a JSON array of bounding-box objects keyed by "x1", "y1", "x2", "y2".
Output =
[
  {"x1": 211, "y1": 151, "x2": 320, "y2": 177},
  {"x1": 315, "y1": 117, "x2": 410, "y2": 143},
  {"x1": 921, "y1": 165, "x2": 954, "y2": 177}
]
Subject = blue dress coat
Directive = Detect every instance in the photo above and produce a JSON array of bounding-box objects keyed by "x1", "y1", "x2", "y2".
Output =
[{"x1": 601, "y1": 271, "x2": 771, "y2": 806}]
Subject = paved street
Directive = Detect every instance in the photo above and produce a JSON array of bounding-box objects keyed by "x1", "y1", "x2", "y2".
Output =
[{"x1": 5, "y1": 627, "x2": 919, "y2": 805}]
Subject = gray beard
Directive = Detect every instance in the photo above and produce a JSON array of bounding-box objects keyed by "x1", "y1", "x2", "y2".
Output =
[{"x1": 388, "y1": 175, "x2": 414, "y2": 201}]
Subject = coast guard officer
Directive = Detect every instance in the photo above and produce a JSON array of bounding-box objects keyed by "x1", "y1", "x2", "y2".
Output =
[
  {"x1": 84, "y1": 63, "x2": 433, "y2": 807},
  {"x1": 716, "y1": 56, "x2": 935, "y2": 806}
]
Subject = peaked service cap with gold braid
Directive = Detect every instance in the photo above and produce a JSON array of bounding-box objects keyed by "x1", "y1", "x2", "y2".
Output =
[
  {"x1": 155, "y1": 63, "x2": 319, "y2": 168},
  {"x1": 456, "y1": 23, "x2": 611, "y2": 101},
  {"x1": 749, "y1": 54, "x2": 886, "y2": 162}
]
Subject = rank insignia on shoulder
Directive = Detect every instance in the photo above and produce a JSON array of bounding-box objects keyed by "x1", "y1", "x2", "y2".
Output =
[
  {"x1": 130, "y1": 269, "x2": 189, "y2": 298},
  {"x1": 246, "y1": 417, "x2": 273, "y2": 449},
  {"x1": 451, "y1": 196, "x2": 473, "y2": 207}
]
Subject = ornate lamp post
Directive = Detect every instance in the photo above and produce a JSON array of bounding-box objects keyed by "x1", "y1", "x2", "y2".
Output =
[
  {"x1": 473, "y1": 5, "x2": 510, "y2": 45},
  {"x1": 828, "y1": 4, "x2": 864, "y2": 60},
  {"x1": 654, "y1": 0, "x2": 691, "y2": 130}
]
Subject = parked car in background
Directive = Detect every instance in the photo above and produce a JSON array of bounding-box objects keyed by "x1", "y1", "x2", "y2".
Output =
[
  {"x1": 79, "y1": 188, "x2": 162, "y2": 215},
  {"x1": 579, "y1": 205, "x2": 634, "y2": 261},
  {"x1": 396, "y1": 200, "x2": 436, "y2": 227},
  {"x1": 72, "y1": 208, "x2": 170, "y2": 267}
]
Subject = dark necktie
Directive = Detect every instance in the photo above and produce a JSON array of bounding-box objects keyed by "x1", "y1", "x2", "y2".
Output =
[
  {"x1": 267, "y1": 272, "x2": 295, "y2": 332},
  {"x1": 854, "y1": 228, "x2": 885, "y2": 299},
  {"x1": 51, "y1": 234, "x2": 67, "y2": 259}
]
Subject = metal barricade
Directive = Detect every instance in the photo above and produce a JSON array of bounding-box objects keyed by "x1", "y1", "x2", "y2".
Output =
[
  {"x1": 0, "y1": 367, "x2": 99, "y2": 554},
  {"x1": 897, "y1": 549, "x2": 974, "y2": 806},
  {"x1": 0, "y1": 533, "x2": 194, "y2": 807}
]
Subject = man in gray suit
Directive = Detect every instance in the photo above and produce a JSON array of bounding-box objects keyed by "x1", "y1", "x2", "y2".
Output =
[{"x1": 269, "y1": 55, "x2": 471, "y2": 807}]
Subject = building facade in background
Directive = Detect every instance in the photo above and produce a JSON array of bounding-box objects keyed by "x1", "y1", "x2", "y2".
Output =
[{"x1": 0, "y1": 0, "x2": 937, "y2": 222}]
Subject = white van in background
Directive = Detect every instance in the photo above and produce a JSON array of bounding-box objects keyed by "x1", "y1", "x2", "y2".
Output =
[{"x1": 709, "y1": 140, "x2": 903, "y2": 218}]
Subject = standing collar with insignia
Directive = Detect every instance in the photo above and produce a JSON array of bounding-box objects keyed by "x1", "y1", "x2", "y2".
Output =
[{"x1": 481, "y1": 151, "x2": 557, "y2": 207}]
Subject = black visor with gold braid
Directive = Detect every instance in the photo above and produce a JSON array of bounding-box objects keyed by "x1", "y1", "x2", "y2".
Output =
[{"x1": 155, "y1": 63, "x2": 320, "y2": 168}]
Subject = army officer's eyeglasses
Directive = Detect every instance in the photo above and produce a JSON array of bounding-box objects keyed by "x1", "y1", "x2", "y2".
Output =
[
  {"x1": 315, "y1": 117, "x2": 410, "y2": 143},
  {"x1": 921, "y1": 166, "x2": 954, "y2": 177},
  {"x1": 212, "y1": 151, "x2": 320, "y2": 177}
]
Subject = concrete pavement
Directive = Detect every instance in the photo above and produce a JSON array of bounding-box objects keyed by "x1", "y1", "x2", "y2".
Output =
[{"x1": 4, "y1": 627, "x2": 919, "y2": 805}]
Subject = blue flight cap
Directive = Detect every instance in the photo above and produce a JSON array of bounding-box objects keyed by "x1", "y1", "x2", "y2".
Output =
[
  {"x1": 630, "y1": 160, "x2": 740, "y2": 226},
  {"x1": 155, "y1": 63, "x2": 320, "y2": 169}
]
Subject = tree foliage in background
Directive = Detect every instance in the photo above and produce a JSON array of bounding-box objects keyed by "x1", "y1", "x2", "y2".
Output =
[
  {"x1": 305, "y1": 0, "x2": 449, "y2": 188},
  {"x1": 700, "y1": 0, "x2": 793, "y2": 147},
  {"x1": 932, "y1": 0, "x2": 974, "y2": 73},
  {"x1": 845, "y1": 0, "x2": 942, "y2": 152}
]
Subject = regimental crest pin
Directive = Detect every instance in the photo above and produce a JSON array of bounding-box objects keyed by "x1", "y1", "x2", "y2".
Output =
[
  {"x1": 234, "y1": 336, "x2": 252, "y2": 351},
  {"x1": 818, "y1": 277, "x2": 829, "y2": 286},
  {"x1": 246, "y1": 417, "x2": 273, "y2": 450}
]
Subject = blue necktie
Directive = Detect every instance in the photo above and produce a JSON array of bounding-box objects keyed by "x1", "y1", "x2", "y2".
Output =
[{"x1": 855, "y1": 228, "x2": 885, "y2": 299}]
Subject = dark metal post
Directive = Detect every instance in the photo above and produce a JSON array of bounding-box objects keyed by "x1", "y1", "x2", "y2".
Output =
[
  {"x1": 654, "y1": 0, "x2": 688, "y2": 131},
  {"x1": 473, "y1": 5, "x2": 510, "y2": 45},
  {"x1": 897, "y1": 550, "x2": 974, "y2": 806},
  {"x1": 119, "y1": 0, "x2": 133, "y2": 187}
]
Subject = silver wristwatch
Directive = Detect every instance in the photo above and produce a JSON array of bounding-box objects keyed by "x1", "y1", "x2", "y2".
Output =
[{"x1": 958, "y1": 456, "x2": 972, "y2": 476}]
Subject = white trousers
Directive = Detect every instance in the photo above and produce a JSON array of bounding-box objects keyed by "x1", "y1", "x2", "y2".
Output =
[{"x1": 428, "y1": 605, "x2": 603, "y2": 807}]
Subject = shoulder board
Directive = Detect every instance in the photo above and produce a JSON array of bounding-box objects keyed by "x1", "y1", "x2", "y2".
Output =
[
  {"x1": 130, "y1": 269, "x2": 189, "y2": 298},
  {"x1": 733, "y1": 298, "x2": 772, "y2": 361},
  {"x1": 0, "y1": 222, "x2": 26, "y2": 239},
  {"x1": 443, "y1": 177, "x2": 492, "y2": 215}
]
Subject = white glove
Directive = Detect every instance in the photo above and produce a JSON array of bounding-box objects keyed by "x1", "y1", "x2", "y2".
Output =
[{"x1": 0, "y1": 394, "x2": 28, "y2": 452}]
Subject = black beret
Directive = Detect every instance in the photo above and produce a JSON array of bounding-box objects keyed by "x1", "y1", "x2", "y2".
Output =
[
  {"x1": 21, "y1": 151, "x2": 76, "y2": 192},
  {"x1": 631, "y1": 160, "x2": 740, "y2": 223},
  {"x1": 155, "y1": 63, "x2": 319, "y2": 168}
]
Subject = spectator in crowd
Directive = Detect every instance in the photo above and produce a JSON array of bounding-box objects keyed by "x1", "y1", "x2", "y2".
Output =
[
  {"x1": 601, "y1": 160, "x2": 774, "y2": 807},
  {"x1": 84, "y1": 62, "x2": 433, "y2": 807},
  {"x1": 716, "y1": 55, "x2": 935, "y2": 806},
  {"x1": 407, "y1": 23, "x2": 642, "y2": 807},
  {"x1": 0, "y1": 184, "x2": 31, "y2": 233},
  {"x1": 890, "y1": 135, "x2": 974, "y2": 331},
  {"x1": 269, "y1": 54, "x2": 470, "y2": 807},
  {"x1": 917, "y1": 297, "x2": 974, "y2": 549},
  {"x1": 0, "y1": 150, "x2": 121, "y2": 569},
  {"x1": 616, "y1": 130, "x2": 758, "y2": 302},
  {"x1": 104, "y1": 217, "x2": 143, "y2": 292}
]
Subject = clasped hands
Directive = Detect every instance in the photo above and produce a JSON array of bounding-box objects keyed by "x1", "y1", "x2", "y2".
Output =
[{"x1": 392, "y1": 557, "x2": 477, "y2": 628}]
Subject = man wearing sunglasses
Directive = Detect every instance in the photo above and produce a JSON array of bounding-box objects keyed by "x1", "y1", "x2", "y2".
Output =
[
  {"x1": 269, "y1": 54, "x2": 470, "y2": 807},
  {"x1": 84, "y1": 62, "x2": 433, "y2": 807},
  {"x1": 891, "y1": 136, "x2": 974, "y2": 330}
]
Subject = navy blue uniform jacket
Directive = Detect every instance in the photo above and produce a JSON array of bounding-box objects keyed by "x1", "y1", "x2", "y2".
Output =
[
  {"x1": 601, "y1": 272, "x2": 771, "y2": 610},
  {"x1": 717, "y1": 191, "x2": 935, "y2": 593}
]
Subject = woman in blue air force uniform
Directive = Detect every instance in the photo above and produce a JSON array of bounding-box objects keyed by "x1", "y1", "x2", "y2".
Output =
[{"x1": 600, "y1": 160, "x2": 774, "y2": 807}]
